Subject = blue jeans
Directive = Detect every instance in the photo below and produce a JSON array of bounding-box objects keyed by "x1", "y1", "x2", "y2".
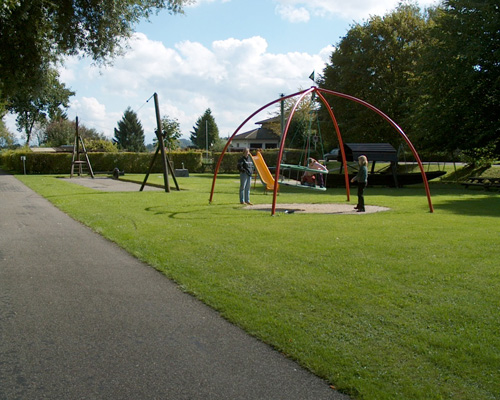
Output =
[{"x1": 240, "y1": 173, "x2": 251, "y2": 203}]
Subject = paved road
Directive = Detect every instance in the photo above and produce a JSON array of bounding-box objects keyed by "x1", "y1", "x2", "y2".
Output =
[{"x1": 0, "y1": 172, "x2": 349, "y2": 400}]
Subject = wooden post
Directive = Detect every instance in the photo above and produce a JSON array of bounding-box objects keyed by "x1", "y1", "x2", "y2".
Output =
[
  {"x1": 140, "y1": 93, "x2": 179, "y2": 192},
  {"x1": 154, "y1": 93, "x2": 170, "y2": 193}
]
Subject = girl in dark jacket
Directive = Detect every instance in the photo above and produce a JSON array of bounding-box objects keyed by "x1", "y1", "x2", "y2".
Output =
[{"x1": 351, "y1": 155, "x2": 368, "y2": 212}]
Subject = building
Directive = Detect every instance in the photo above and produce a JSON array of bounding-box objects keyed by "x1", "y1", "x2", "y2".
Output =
[{"x1": 229, "y1": 116, "x2": 281, "y2": 151}]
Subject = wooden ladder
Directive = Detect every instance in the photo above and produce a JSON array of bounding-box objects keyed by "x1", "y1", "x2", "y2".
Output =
[{"x1": 71, "y1": 117, "x2": 94, "y2": 178}]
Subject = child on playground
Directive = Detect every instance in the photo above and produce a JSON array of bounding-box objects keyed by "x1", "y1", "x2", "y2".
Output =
[
  {"x1": 351, "y1": 155, "x2": 368, "y2": 212},
  {"x1": 301, "y1": 158, "x2": 328, "y2": 188}
]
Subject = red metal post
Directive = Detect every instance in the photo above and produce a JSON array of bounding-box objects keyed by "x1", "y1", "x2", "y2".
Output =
[
  {"x1": 317, "y1": 88, "x2": 434, "y2": 213},
  {"x1": 209, "y1": 89, "x2": 309, "y2": 204},
  {"x1": 316, "y1": 90, "x2": 350, "y2": 201},
  {"x1": 271, "y1": 88, "x2": 315, "y2": 215}
]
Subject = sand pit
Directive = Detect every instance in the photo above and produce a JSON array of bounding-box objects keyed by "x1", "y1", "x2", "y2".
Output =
[{"x1": 243, "y1": 203, "x2": 390, "y2": 214}]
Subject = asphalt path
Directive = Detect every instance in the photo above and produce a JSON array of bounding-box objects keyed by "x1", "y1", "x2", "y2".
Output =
[{"x1": 0, "y1": 172, "x2": 349, "y2": 400}]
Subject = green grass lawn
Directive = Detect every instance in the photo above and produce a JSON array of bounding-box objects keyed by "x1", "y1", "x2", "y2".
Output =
[{"x1": 16, "y1": 173, "x2": 500, "y2": 400}]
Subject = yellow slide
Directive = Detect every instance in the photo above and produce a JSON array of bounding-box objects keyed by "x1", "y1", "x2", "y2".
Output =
[{"x1": 251, "y1": 152, "x2": 278, "y2": 191}]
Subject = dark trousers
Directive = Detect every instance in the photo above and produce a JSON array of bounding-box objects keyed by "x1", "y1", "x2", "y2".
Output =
[{"x1": 357, "y1": 182, "x2": 367, "y2": 210}]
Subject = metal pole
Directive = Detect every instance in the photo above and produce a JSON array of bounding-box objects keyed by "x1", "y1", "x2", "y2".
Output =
[{"x1": 279, "y1": 94, "x2": 285, "y2": 149}]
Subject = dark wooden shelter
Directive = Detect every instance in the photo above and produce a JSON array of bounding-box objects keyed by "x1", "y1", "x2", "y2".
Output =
[
  {"x1": 339, "y1": 143, "x2": 399, "y2": 186},
  {"x1": 340, "y1": 143, "x2": 398, "y2": 162}
]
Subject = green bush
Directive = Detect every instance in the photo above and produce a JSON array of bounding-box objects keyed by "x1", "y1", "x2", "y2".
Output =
[
  {"x1": 0, "y1": 148, "x2": 343, "y2": 175},
  {"x1": 214, "y1": 152, "x2": 241, "y2": 173},
  {"x1": 0, "y1": 150, "x2": 71, "y2": 174},
  {"x1": 0, "y1": 150, "x2": 204, "y2": 174}
]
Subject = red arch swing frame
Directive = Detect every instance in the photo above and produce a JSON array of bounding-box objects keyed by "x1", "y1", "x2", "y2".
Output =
[{"x1": 209, "y1": 86, "x2": 434, "y2": 216}]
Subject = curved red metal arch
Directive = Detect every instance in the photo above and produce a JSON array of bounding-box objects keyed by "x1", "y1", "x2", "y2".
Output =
[{"x1": 209, "y1": 86, "x2": 434, "y2": 215}]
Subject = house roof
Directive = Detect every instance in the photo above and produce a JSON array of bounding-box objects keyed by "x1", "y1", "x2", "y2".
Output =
[
  {"x1": 255, "y1": 116, "x2": 281, "y2": 125},
  {"x1": 233, "y1": 127, "x2": 279, "y2": 141}
]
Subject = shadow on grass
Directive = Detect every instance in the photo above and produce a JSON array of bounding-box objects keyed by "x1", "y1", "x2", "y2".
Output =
[
  {"x1": 435, "y1": 196, "x2": 500, "y2": 217},
  {"x1": 143, "y1": 204, "x2": 265, "y2": 220}
]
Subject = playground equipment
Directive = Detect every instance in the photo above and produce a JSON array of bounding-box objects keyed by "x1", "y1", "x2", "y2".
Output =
[
  {"x1": 251, "y1": 151, "x2": 278, "y2": 191},
  {"x1": 210, "y1": 86, "x2": 434, "y2": 216},
  {"x1": 279, "y1": 163, "x2": 328, "y2": 191},
  {"x1": 140, "y1": 93, "x2": 179, "y2": 192},
  {"x1": 71, "y1": 116, "x2": 94, "y2": 178}
]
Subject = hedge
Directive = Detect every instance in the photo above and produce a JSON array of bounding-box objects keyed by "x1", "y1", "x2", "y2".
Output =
[
  {"x1": 0, "y1": 150, "x2": 204, "y2": 175},
  {"x1": 0, "y1": 148, "x2": 321, "y2": 175}
]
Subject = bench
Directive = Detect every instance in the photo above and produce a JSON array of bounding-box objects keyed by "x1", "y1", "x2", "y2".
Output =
[{"x1": 461, "y1": 177, "x2": 500, "y2": 191}]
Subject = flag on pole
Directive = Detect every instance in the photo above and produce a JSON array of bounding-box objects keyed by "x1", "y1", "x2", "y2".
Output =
[{"x1": 309, "y1": 71, "x2": 315, "y2": 82}]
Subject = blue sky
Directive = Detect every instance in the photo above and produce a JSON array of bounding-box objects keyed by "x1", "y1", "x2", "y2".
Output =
[{"x1": 7, "y1": 0, "x2": 438, "y2": 145}]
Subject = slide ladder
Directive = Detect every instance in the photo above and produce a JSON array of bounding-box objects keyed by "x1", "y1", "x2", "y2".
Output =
[{"x1": 251, "y1": 152, "x2": 278, "y2": 191}]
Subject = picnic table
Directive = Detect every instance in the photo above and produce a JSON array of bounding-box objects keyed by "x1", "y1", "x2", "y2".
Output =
[{"x1": 461, "y1": 176, "x2": 500, "y2": 191}]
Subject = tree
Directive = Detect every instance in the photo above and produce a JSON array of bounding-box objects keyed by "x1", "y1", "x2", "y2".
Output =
[
  {"x1": 415, "y1": 0, "x2": 500, "y2": 156},
  {"x1": 155, "y1": 115, "x2": 182, "y2": 150},
  {"x1": 0, "y1": 118, "x2": 16, "y2": 148},
  {"x1": 41, "y1": 117, "x2": 108, "y2": 147},
  {"x1": 114, "y1": 107, "x2": 146, "y2": 152},
  {"x1": 9, "y1": 69, "x2": 74, "y2": 145},
  {"x1": 270, "y1": 92, "x2": 321, "y2": 150},
  {"x1": 0, "y1": 0, "x2": 191, "y2": 103},
  {"x1": 320, "y1": 3, "x2": 433, "y2": 147},
  {"x1": 190, "y1": 109, "x2": 220, "y2": 150},
  {"x1": 41, "y1": 118, "x2": 74, "y2": 147}
]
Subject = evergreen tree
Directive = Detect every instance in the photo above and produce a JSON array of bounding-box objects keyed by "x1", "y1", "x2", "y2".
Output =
[
  {"x1": 114, "y1": 107, "x2": 146, "y2": 152},
  {"x1": 190, "y1": 109, "x2": 219, "y2": 150}
]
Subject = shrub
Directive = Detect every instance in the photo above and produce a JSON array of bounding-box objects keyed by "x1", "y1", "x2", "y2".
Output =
[{"x1": 0, "y1": 150, "x2": 203, "y2": 174}]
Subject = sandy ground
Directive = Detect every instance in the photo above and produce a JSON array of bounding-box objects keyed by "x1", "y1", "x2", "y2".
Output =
[
  {"x1": 61, "y1": 176, "x2": 163, "y2": 191},
  {"x1": 243, "y1": 203, "x2": 390, "y2": 214},
  {"x1": 63, "y1": 177, "x2": 390, "y2": 215}
]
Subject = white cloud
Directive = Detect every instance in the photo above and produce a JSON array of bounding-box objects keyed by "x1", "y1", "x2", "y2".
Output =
[
  {"x1": 275, "y1": 0, "x2": 440, "y2": 21},
  {"x1": 49, "y1": 33, "x2": 334, "y2": 144},
  {"x1": 275, "y1": 4, "x2": 310, "y2": 23},
  {"x1": 6, "y1": 31, "x2": 334, "y2": 144}
]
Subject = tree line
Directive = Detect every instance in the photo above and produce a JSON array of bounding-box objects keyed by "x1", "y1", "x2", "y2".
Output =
[
  {"x1": 5, "y1": 106, "x2": 221, "y2": 153},
  {"x1": 1, "y1": 0, "x2": 498, "y2": 160},
  {"x1": 319, "y1": 0, "x2": 499, "y2": 160},
  {"x1": 112, "y1": 106, "x2": 220, "y2": 152}
]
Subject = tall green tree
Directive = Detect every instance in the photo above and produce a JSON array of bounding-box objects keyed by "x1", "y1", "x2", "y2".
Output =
[
  {"x1": 190, "y1": 109, "x2": 219, "y2": 150},
  {"x1": 10, "y1": 69, "x2": 74, "y2": 145},
  {"x1": 0, "y1": 0, "x2": 191, "y2": 103},
  {"x1": 320, "y1": 3, "x2": 433, "y2": 147},
  {"x1": 114, "y1": 107, "x2": 146, "y2": 152},
  {"x1": 415, "y1": 0, "x2": 500, "y2": 156}
]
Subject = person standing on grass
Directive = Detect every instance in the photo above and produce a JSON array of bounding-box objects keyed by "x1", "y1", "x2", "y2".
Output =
[
  {"x1": 237, "y1": 148, "x2": 254, "y2": 205},
  {"x1": 351, "y1": 155, "x2": 368, "y2": 212}
]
